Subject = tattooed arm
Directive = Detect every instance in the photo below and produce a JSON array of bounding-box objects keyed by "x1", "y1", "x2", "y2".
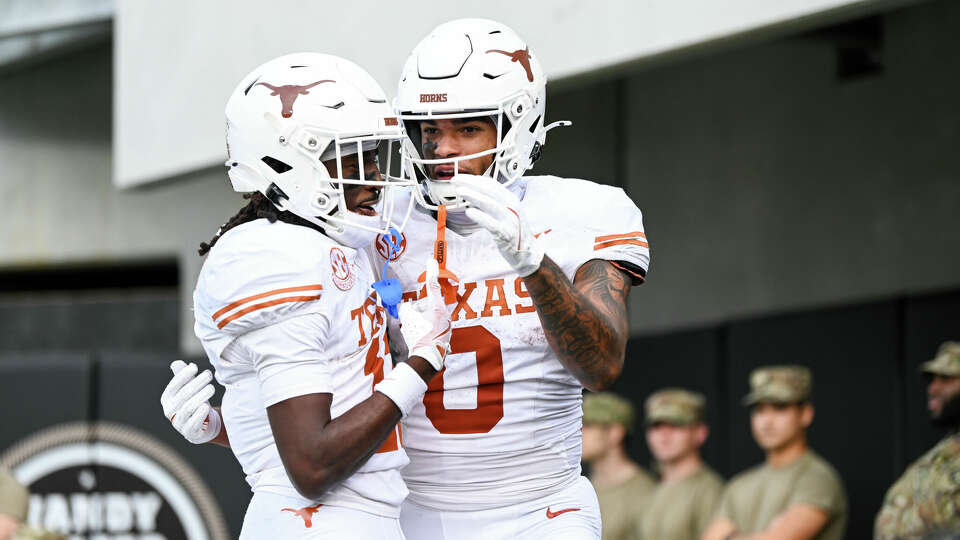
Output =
[
  {"x1": 447, "y1": 174, "x2": 636, "y2": 390},
  {"x1": 522, "y1": 256, "x2": 631, "y2": 391}
]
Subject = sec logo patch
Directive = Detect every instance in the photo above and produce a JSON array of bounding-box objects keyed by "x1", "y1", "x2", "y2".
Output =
[
  {"x1": 330, "y1": 247, "x2": 355, "y2": 291},
  {"x1": 375, "y1": 231, "x2": 406, "y2": 261}
]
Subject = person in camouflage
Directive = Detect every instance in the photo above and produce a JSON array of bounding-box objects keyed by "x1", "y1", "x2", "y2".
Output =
[
  {"x1": 639, "y1": 388, "x2": 724, "y2": 540},
  {"x1": 582, "y1": 392, "x2": 656, "y2": 540},
  {"x1": 702, "y1": 366, "x2": 847, "y2": 540},
  {"x1": 875, "y1": 341, "x2": 960, "y2": 540}
]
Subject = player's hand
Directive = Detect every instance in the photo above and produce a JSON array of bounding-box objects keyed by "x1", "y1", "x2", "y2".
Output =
[
  {"x1": 398, "y1": 259, "x2": 452, "y2": 371},
  {"x1": 451, "y1": 174, "x2": 544, "y2": 277},
  {"x1": 161, "y1": 360, "x2": 221, "y2": 444}
]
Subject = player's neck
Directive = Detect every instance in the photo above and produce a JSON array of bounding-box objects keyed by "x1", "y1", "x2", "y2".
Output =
[
  {"x1": 658, "y1": 452, "x2": 703, "y2": 484},
  {"x1": 765, "y1": 435, "x2": 808, "y2": 468},
  {"x1": 589, "y1": 446, "x2": 639, "y2": 489}
]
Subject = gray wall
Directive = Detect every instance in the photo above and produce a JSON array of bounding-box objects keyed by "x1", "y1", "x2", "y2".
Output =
[
  {"x1": 0, "y1": 45, "x2": 246, "y2": 353},
  {"x1": 539, "y1": 0, "x2": 960, "y2": 335}
]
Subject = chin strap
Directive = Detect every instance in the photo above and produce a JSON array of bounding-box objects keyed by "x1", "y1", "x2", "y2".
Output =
[{"x1": 417, "y1": 205, "x2": 460, "y2": 304}]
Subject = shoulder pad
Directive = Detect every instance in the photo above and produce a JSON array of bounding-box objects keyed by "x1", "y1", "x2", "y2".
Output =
[
  {"x1": 194, "y1": 220, "x2": 334, "y2": 336},
  {"x1": 525, "y1": 176, "x2": 649, "y2": 283}
]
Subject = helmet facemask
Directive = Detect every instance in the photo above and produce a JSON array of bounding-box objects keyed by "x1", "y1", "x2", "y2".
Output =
[
  {"x1": 397, "y1": 91, "x2": 541, "y2": 212},
  {"x1": 224, "y1": 52, "x2": 417, "y2": 249},
  {"x1": 312, "y1": 129, "x2": 414, "y2": 246},
  {"x1": 229, "y1": 115, "x2": 415, "y2": 249},
  {"x1": 394, "y1": 19, "x2": 573, "y2": 213}
]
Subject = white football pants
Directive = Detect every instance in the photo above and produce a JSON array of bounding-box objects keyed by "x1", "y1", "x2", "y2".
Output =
[
  {"x1": 399, "y1": 475, "x2": 601, "y2": 540},
  {"x1": 240, "y1": 491, "x2": 404, "y2": 539}
]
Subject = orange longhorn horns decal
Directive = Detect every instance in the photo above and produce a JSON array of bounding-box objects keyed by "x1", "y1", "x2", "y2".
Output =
[
  {"x1": 485, "y1": 47, "x2": 534, "y2": 82},
  {"x1": 255, "y1": 80, "x2": 335, "y2": 118}
]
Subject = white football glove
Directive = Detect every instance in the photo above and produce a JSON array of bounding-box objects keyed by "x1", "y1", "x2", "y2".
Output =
[
  {"x1": 161, "y1": 360, "x2": 221, "y2": 444},
  {"x1": 451, "y1": 174, "x2": 544, "y2": 277},
  {"x1": 398, "y1": 259, "x2": 452, "y2": 371}
]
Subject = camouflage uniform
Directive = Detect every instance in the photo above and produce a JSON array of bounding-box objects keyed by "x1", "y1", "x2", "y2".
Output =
[
  {"x1": 583, "y1": 393, "x2": 657, "y2": 540},
  {"x1": 875, "y1": 342, "x2": 960, "y2": 540},
  {"x1": 741, "y1": 365, "x2": 813, "y2": 407},
  {"x1": 644, "y1": 389, "x2": 706, "y2": 427},
  {"x1": 717, "y1": 366, "x2": 848, "y2": 540},
  {"x1": 639, "y1": 389, "x2": 724, "y2": 540}
]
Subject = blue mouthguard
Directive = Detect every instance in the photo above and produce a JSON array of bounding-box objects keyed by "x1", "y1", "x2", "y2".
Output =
[{"x1": 371, "y1": 227, "x2": 403, "y2": 318}]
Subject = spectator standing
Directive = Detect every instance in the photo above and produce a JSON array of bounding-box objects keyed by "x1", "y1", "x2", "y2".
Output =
[
  {"x1": 702, "y1": 366, "x2": 847, "y2": 540},
  {"x1": 640, "y1": 388, "x2": 724, "y2": 540},
  {"x1": 875, "y1": 342, "x2": 960, "y2": 540},
  {"x1": 583, "y1": 392, "x2": 656, "y2": 540}
]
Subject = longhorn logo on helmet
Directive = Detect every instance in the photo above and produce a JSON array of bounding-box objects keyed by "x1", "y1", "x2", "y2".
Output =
[
  {"x1": 255, "y1": 80, "x2": 335, "y2": 118},
  {"x1": 485, "y1": 47, "x2": 534, "y2": 82}
]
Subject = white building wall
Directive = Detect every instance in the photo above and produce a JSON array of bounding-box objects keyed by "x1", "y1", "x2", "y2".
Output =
[{"x1": 113, "y1": 0, "x2": 910, "y2": 188}]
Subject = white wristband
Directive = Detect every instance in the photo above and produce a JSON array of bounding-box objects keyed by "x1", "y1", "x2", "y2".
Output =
[{"x1": 375, "y1": 362, "x2": 428, "y2": 418}]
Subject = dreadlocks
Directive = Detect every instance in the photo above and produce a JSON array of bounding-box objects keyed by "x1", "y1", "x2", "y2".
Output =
[{"x1": 198, "y1": 192, "x2": 323, "y2": 256}]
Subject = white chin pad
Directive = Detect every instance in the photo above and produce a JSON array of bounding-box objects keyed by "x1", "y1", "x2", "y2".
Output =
[{"x1": 427, "y1": 180, "x2": 458, "y2": 203}]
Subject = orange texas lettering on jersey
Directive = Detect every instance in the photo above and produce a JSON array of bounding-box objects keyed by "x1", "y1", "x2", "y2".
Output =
[
  {"x1": 349, "y1": 289, "x2": 402, "y2": 454},
  {"x1": 349, "y1": 290, "x2": 388, "y2": 347},
  {"x1": 400, "y1": 276, "x2": 537, "y2": 322}
]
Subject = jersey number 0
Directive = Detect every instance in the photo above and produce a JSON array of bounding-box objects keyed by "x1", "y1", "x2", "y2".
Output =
[{"x1": 423, "y1": 325, "x2": 505, "y2": 434}]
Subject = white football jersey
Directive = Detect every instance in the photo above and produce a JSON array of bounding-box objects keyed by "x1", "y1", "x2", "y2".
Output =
[
  {"x1": 194, "y1": 219, "x2": 408, "y2": 518},
  {"x1": 372, "y1": 175, "x2": 649, "y2": 511}
]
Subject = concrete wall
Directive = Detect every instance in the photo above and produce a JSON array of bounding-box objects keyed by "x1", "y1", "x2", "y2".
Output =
[
  {"x1": 114, "y1": 0, "x2": 906, "y2": 188},
  {"x1": 539, "y1": 0, "x2": 960, "y2": 334},
  {"x1": 0, "y1": 45, "x2": 247, "y2": 352}
]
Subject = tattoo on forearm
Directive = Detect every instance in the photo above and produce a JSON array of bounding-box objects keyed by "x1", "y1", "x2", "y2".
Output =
[{"x1": 523, "y1": 257, "x2": 631, "y2": 390}]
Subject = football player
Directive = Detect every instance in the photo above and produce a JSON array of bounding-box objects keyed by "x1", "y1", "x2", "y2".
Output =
[
  {"x1": 161, "y1": 52, "x2": 453, "y2": 539},
  {"x1": 383, "y1": 18, "x2": 650, "y2": 539},
  {"x1": 165, "y1": 20, "x2": 649, "y2": 539}
]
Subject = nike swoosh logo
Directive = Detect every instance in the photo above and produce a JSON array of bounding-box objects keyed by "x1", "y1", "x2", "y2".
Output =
[{"x1": 545, "y1": 507, "x2": 580, "y2": 519}]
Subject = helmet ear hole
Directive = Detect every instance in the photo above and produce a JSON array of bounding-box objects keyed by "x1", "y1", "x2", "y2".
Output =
[{"x1": 261, "y1": 156, "x2": 293, "y2": 174}]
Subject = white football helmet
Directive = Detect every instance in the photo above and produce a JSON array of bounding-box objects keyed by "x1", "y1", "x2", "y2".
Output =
[
  {"x1": 225, "y1": 52, "x2": 416, "y2": 248},
  {"x1": 395, "y1": 18, "x2": 569, "y2": 210}
]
